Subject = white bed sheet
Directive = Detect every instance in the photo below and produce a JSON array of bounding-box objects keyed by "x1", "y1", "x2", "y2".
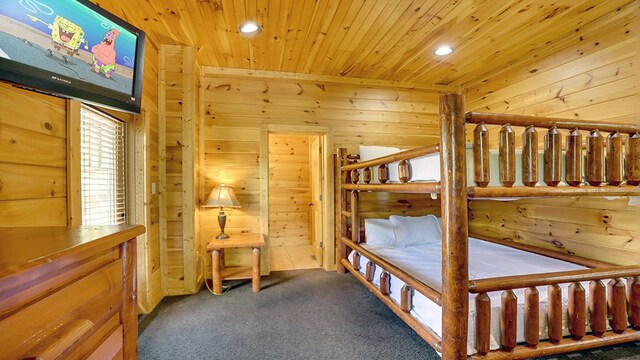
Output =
[{"x1": 348, "y1": 238, "x2": 590, "y2": 355}]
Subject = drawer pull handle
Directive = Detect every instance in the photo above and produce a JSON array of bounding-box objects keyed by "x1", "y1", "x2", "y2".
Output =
[{"x1": 24, "y1": 319, "x2": 94, "y2": 360}]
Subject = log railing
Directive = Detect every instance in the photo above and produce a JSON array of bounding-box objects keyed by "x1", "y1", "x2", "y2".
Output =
[
  {"x1": 341, "y1": 257, "x2": 443, "y2": 353},
  {"x1": 341, "y1": 144, "x2": 440, "y2": 172},
  {"x1": 339, "y1": 237, "x2": 444, "y2": 352},
  {"x1": 339, "y1": 144, "x2": 442, "y2": 193},
  {"x1": 469, "y1": 266, "x2": 640, "y2": 358},
  {"x1": 342, "y1": 182, "x2": 440, "y2": 193},
  {"x1": 341, "y1": 237, "x2": 442, "y2": 305},
  {"x1": 466, "y1": 112, "x2": 640, "y2": 198},
  {"x1": 466, "y1": 112, "x2": 640, "y2": 134}
]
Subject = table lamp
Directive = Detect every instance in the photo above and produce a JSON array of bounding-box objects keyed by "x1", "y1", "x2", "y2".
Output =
[{"x1": 204, "y1": 184, "x2": 241, "y2": 239}]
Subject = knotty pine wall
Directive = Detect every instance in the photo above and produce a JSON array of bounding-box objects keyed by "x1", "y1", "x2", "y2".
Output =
[
  {"x1": 202, "y1": 69, "x2": 457, "y2": 269},
  {"x1": 132, "y1": 39, "x2": 163, "y2": 313},
  {"x1": 0, "y1": 83, "x2": 67, "y2": 226},
  {"x1": 159, "y1": 45, "x2": 202, "y2": 295},
  {"x1": 465, "y1": 4, "x2": 639, "y2": 265}
]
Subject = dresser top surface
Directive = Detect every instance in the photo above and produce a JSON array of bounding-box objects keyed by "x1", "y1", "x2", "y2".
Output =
[{"x1": 0, "y1": 225, "x2": 145, "y2": 278}]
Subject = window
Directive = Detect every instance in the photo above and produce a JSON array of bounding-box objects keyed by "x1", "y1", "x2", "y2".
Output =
[{"x1": 80, "y1": 105, "x2": 126, "y2": 225}]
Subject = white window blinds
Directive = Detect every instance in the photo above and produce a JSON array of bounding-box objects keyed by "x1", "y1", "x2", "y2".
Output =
[{"x1": 80, "y1": 105, "x2": 126, "y2": 225}]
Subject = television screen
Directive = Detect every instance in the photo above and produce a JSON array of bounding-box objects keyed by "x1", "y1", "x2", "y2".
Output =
[{"x1": 0, "y1": 0, "x2": 145, "y2": 113}]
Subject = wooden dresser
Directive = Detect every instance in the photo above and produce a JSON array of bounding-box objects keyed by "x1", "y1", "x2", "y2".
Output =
[{"x1": 0, "y1": 225, "x2": 145, "y2": 360}]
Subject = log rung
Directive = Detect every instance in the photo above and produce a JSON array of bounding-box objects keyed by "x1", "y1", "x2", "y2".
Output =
[
  {"x1": 401, "y1": 285, "x2": 413, "y2": 312},
  {"x1": 608, "y1": 278, "x2": 628, "y2": 333}
]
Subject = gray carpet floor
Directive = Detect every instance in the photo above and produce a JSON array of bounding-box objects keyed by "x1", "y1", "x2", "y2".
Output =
[{"x1": 139, "y1": 269, "x2": 640, "y2": 360}]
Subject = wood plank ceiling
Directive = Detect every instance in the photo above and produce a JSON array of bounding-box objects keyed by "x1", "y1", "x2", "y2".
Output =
[{"x1": 97, "y1": 0, "x2": 635, "y2": 87}]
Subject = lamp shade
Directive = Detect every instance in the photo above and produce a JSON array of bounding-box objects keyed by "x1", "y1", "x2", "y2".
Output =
[{"x1": 204, "y1": 184, "x2": 241, "y2": 208}]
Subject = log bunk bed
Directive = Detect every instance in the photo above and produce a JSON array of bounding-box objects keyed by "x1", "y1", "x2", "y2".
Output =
[{"x1": 335, "y1": 93, "x2": 640, "y2": 359}]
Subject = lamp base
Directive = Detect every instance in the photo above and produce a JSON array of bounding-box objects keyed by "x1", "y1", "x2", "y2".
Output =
[{"x1": 216, "y1": 209, "x2": 229, "y2": 240}]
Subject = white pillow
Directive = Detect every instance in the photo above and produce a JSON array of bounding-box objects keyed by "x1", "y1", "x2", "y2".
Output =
[
  {"x1": 389, "y1": 215, "x2": 441, "y2": 247},
  {"x1": 364, "y1": 218, "x2": 396, "y2": 247},
  {"x1": 408, "y1": 153, "x2": 441, "y2": 181},
  {"x1": 359, "y1": 145, "x2": 401, "y2": 183}
]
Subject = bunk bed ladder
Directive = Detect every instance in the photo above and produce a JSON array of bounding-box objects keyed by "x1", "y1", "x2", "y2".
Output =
[{"x1": 336, "y1": 148, "x2": 360, "y2": 273}]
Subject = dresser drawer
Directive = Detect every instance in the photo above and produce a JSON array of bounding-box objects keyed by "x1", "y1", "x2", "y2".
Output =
[
  {"x1": 0, "y1": 247, "x2": 120, "y2": 319},
  {"x1": 0, "y1": 260, "x2": 123, "y2": 359}
]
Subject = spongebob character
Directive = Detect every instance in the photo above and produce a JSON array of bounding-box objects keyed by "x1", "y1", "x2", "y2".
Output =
[{"x1": 28, "y1": 15, "x2": 89, "y2": 62}]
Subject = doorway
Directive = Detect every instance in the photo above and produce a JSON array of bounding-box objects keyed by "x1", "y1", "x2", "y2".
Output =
[{"x1": 268, "y1": 133, "x2": 323, "y2": 271}]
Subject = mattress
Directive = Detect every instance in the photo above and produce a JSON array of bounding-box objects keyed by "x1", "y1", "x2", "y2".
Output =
[{"x1": 348, "y1": 238, "x2": 590, "y2": 355}]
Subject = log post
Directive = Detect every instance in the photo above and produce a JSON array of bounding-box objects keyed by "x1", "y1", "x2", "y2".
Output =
[
  {"x1": 606, "y1": 132, "x2": 624, "y2": 186},
  {"x1": 473, "y1": 123, "x2": 490, "y2": 187},
  {"x1": 524, "y1": 287, "x2": 539, "y2": 347},
  {"x1": 630, "y1": 276, "x2": 640, "y2": 329},
  {"x1": 589, "y1": 280, "x2": 607, "y2": 336},
  {"x1": 568, "y1": 282, "x2": 586, "y2": 339},
  {"x1": 365, "y1": 261, "x2": 375, "y2": 282},
  {"x1": 378, "y1": 164, "x2": 389, "y2": 184},
  {"x1": 398, "y1": 160, "x2": 410, "y2": 183},
  {"x1": 626, "y1": 133, "x2": 640, "y2": 185},
  {"x1": 401, "y1": 285, "x2": 413, "y2": 312},
  {"x1": 501, "y1": 290, "x2": 517, "y2": 351},
  {"x1": 548, "y1": 284, "x2": 563, "y2": 342},
  {"x1": 565, "y1": 129, "x2": 582, "y2": 187},
  {"x1": 475, "y1": 293, "x2": 491, "y2": 355},
  {"x1": 586, "y1": 130, "x2": 605, "y2": 186},
  {"x1": 350, "y1": 190, "x2": 360, "y2": 244},
  {"x1": 608, "y1": 278, "x2": 628, "y2": 333},
  {"x1": 380, "y1": 271, "x2": 391, "y2": 295},
  {"x1": 439, "y1": 93, "x2": 469, "y2": 359},
  {"x1": 212, "y1": 250, "x2": 222, "y2": 294},
  {"x1": 522, "y1": 126, "x2": 538, "y2": 187},
  {"x1": 336, "y1": 148, "x2": 348, "y2": 273},
  {"x1": 544, "y1": 127, "x2": 562, "y2": 186},
  {"x1": 499, "y1": 124, "x2": 516, "y2": 187},
  {"x1": 363, "y1": 167, "x2": 372, "y2": 184},
  {"x1": 252, "y1": 247, "x2": 261, "y2": 292}
]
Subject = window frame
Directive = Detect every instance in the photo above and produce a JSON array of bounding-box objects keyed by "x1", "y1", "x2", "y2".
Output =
[{"x1": 67, "y1": 100, "x2": 132, "y2": 226}]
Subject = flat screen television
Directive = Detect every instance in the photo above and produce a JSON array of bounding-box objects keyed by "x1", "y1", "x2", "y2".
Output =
[{"x1": 0, "y1": 0, "x2": 145, "y2": 113}]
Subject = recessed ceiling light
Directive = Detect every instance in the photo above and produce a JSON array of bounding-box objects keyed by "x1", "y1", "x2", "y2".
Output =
[
  {"x1": 239, "y1": 22, "x2": 260, "y2": 34},
  {"x1": 434, "y1": 46, "x2": 453, "y2": 56}
]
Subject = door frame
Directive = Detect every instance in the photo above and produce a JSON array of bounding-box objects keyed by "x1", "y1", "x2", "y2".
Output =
[{"x1": 260, "y1": 124, "x2": 335, "y2": 272}]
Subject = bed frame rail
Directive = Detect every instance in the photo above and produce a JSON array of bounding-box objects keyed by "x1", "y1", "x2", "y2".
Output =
[
  {"x1": 466, "y1": 112, "x2": 640, "y2": 134},
  {"x1": 469, "y1": 266, "x2": 640, "y2": 358},
  {"x1": 466, "y1": 112, "x2": 640, "y2": 198},
  {"x1": 340, "y1": 237, "x2": 442, "y2": 305},
  {"x1": 339, "y1": 144, "x2": 441, "y2": 192},
  {"x1": 341, "y1": 144, "x2": 440, "y2": 172},
  {"x1": 340, "y1": 258, "x2": 443, "y2": 353}
]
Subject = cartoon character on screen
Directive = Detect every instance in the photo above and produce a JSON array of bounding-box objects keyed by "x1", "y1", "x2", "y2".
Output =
[
  {"x1": 27, "y1": 15, "x2": 89, "y2": 62},
  {"x1": 91, "y1": 29, "x2": 120, "y2": 78}
]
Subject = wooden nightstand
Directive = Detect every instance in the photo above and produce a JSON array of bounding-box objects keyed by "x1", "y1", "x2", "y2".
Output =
[{"x1": 206, "y1": 233, "x2": 265, "y2": 295}]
